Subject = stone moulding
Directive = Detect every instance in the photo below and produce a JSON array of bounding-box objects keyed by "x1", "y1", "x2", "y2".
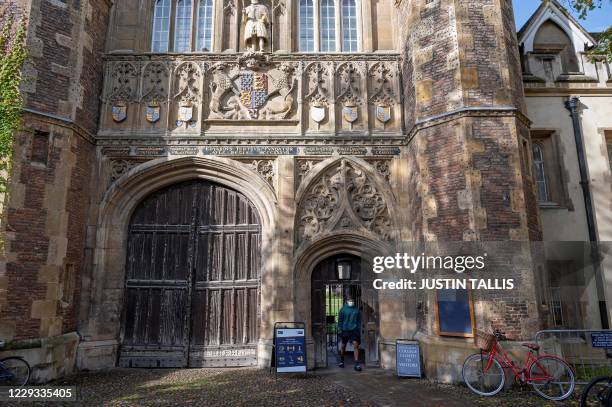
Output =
[
  {"x1": 100, "y1": 52, "x2": 403, "y2": 139},
  {"x1": 294, "y1": 156, "x2": 399, "y2": 250}
]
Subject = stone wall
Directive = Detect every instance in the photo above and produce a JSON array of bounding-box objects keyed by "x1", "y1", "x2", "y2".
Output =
[{"x1": 0, "y1": 0, "x2": 110, "y2": 383}]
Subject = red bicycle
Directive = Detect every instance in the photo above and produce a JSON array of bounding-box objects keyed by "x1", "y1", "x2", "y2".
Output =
[{"x1": 462, "y1": 329, "x2": 576, "y2": 401}]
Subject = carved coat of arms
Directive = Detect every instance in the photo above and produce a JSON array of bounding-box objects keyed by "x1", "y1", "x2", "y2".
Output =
[
  {"x1": 342, "y1": 104, "x2": 359, "y2": 123},
  {"x1": 208, "y1": 63, "x2": 296, "y2": 121},
  {"x1": 376, "y1": 104, "x2": 391, "y2": 124},
  {"x1": 111, "y1": 103, "x2": 127, "y2": 122},
  {"x1": 240, "y1": 72, "x2": 268, "y2": 118},
  {"x1": 311, "y1": 104, "x2": 326, "y2": 124},
  {"x1": 145, "y1": 103, "x2": 161, "y2": 123}
]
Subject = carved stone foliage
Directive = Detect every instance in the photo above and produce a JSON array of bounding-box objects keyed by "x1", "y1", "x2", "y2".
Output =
[
  {"x1": 142, "y1": 62, "x2": 170, "y2": 103},
  {"x1": 368, "y1": 62, "x2": 397, "y2": 105},
  {"x1": 107, "y1": 62, "x2": 138, "y2": 103},
  {"x1": 336, "y1": 62, "x2": 363, "y2": 106},
  {"x1": 295, "y1": 159, "x2": 322, "y2": 186},
  {"x1": 109, "y1": 159, "x2": 137, "y2": 184},
  {"x1": 296, "y1": 159, "x2": 392, "y2": 245},
  {"x1": 207, "y1": 61, "x2": 297, "y2": 120},
  {"x1": 368, "y1": 159, "x2": 391, "y2": 181},
  {"x1": 173, "y1": 62, "x2": 202, "y2": 104},
  {"x1": 305, "y1": 62, "x2": 331, "y2": 106},
  {"x1": 250, "y1": 159, "x2": 275, "y2": 186}
]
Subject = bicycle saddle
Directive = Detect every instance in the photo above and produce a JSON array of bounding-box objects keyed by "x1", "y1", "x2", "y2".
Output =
[{"x1": 521, "y1": 343, "x2": 540, "y2": 351}]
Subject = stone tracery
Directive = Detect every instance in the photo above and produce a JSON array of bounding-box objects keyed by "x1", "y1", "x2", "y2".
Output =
[{"x1": 296, "y1": 159, "x2": 392, "y2": 245}]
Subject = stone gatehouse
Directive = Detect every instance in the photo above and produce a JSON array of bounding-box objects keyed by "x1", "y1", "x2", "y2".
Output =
[{"x1": 1, "y1": 0, "x2": 610, "y2": 383}]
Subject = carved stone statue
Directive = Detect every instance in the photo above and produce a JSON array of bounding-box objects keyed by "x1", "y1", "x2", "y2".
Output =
[{"x1": 242, "y1": 0, "x2": 269, "y2": 52}]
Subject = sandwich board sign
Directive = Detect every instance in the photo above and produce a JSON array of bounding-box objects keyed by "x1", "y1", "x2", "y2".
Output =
[
  {"x1": 274, "y1": 322, "x2": 307, "y2": 374},
  {"x1": 396, "y1": 340, "x2": 422, "y2": 378}
]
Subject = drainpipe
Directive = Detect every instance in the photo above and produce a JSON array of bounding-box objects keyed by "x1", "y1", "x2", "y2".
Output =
[{"x1": 564, "y1": 96, "x2": 610, "y2": 329}]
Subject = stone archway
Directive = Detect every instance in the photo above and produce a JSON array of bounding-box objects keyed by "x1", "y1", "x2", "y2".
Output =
[{"x1": 77, "y1": 156, "x2": 277, "y2": 370}]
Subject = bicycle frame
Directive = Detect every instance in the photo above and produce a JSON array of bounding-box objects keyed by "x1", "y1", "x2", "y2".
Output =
[{"x1": 482, "y1": 341, "x2": 559, "y2": 384}]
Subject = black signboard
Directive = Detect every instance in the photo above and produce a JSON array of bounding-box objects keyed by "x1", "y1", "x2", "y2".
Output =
[
  {"x1": 591, "y1": 331, "x2": 612, "y2": 348},
  {"x1": 274, "y1": 322, "x2": 307, "y2": 374},
  {"x1": 396, "y1": 340, "x2": 422, "y2": 378}
]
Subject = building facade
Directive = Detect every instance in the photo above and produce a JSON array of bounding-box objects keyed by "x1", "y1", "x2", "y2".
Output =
[{"x1": 0, "y1": 0, "x2": 610, "y2": 383}]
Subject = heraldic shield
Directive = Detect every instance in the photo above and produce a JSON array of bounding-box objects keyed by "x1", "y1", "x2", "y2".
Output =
[
  {"x1": 240, "y1": 71, "x2": 268, "y2": 117},
  {"x1": 342, "y1": 105, "x2": 359, "y2": 123},
  {"x1": 112, "y1": 103, "x2": 127, "y2": 122},
  {"x1": 376, "y1": 104, "x2": 391, "y2": 123},
  {"x1": 145, "y1": 103, "x2": 161, "y2": 123},
  {"x1": 311, "y1": 105, "x2": 326, "y2": 123}
]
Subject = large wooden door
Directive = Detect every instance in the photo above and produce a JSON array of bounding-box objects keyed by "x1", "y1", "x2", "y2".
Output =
[{"x1": 119, "y1": 180, "x2": 261, "y2": 368}]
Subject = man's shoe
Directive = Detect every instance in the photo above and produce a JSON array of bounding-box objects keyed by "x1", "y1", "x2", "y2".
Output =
[
  {"x1": 338, "y1": 361, "x2": 345, "y2": 368},
  {"x1": 354, "y1": 363, "x2": 362, "y2": 371}
]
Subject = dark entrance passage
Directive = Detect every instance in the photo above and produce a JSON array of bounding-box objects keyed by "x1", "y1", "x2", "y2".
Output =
[
  {"x1": 119, "y1": 180, "x2": 261, "y2": 368},
  {"x1": 311, "y1": 254, "x2": 379, "y2": 368}
]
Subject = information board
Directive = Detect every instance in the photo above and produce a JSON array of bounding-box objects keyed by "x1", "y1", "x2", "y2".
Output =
[
  {"x1": 396, "y1": 340, "x2": 422, "y2": 378},
  {"x1": 591, "y1": 331, "x2": 612, "y2": 348},
  {"x1": 436, "y1": 289, "x2": 474, "y2": 337},
  {"x1": 275, "y1": 328, "x2": 307, "y2": 373}
]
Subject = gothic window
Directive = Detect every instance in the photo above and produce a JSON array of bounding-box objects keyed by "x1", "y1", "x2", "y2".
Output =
[
  {"x1": 299, "y1": 0, "x2": 315, "y2": 52},
  {"x1": 341, "y1": 0, "x2": 357, "y2": 52},
  {"x1": 174, "y1": 0, "x2": 193, "y2": 52},
  {"x1": 196, "y1": 0, "x2": 214, "y2": 51},
  {"x1": 152, "y1": 0, "x2": 171, "y2": 52},
  {"x1": 532, "y1": 143, "x2": 548, "y2": 202},
  {"x1": 151, "y1": 0, "x2": 215, "y2": 52},
  {"x1": 319, "y1": 0, "x2": 336, "y2": 52},
  {"x1": 299, "y1": 0, "x2": 360, "y2": 52}
]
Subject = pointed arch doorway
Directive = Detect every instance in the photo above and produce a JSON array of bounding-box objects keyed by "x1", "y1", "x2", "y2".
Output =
[
  {"x1": 118, "y1": 179, "x2": 261, "y2": 368},
  {"x1": 311, "y1": 254, "x2": 380, "y2": 368}
]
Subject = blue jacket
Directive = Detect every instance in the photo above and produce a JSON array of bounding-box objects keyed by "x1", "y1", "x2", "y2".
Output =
[{"x1": 338, "y1": 304, "x2": 361, "y2": 332}]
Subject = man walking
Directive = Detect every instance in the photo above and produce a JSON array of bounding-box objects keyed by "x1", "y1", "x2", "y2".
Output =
[{"x1": 337, "y1": 296, "x2": 362, "y2": 371}]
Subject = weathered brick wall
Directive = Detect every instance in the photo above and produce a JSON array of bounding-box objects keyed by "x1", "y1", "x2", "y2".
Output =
[
  {"x1": 1, "y1": 117, "x2": 95, "y2": 341},
  {"x1": 0, "y1": 0, "x2": 109, "y2": 342},
  {"x1": 398, "y1": 0, "x2": 544, "y2": 338},
  {"x1": 22, "y1": 0, "x2": 110, "y2": 134}
]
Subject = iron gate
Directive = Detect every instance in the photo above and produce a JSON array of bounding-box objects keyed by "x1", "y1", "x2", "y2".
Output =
[
  {"x1": 311, "y1": 255, "x2": 379, "y2": 368},
  {"x1": 119, "y1": 180, "x2": 261, "y2": 367}
]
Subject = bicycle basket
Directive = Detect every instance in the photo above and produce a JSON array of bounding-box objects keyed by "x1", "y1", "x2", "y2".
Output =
[{"x1": 474, "y1": 330, "x2": 495, "y2": 351}]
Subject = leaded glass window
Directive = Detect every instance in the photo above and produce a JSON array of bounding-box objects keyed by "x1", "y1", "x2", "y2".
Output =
[
  {"x1": 152, "y1": 0, "x2": 171, "y2": 52},
  {"x1": 196, "y1": 0, "x2": 214, "y2": 51},
  {"x1": 174, "y1": 0, "x2": 193, "y2": 52},
  {"x1": 532, "y1": 144, "x2": 548, "y2": 202},
  {"x1": 299, "y1": 0, "x2": 315, "y2": 52},
  {"x1": 341, "y1": 0, "x2": 358, "y2": 52},
  {"x1": 320, "y1": 0, "x2": 336, "y2": 52}
]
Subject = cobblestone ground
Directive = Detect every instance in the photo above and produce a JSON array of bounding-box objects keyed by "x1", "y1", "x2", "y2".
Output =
[{"x1": 41, "y1": 368, "x2": 583, "y2": 406}]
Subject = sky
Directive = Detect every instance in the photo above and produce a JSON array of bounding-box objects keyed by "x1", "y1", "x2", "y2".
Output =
[{"x1": 513, "y1": 0, "x2": 612, "y2": 32}]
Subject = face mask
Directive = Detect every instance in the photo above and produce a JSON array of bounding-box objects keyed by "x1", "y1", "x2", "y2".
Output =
[{"x1": 347, "y1": 300, "x2": 355, "y2": 307}]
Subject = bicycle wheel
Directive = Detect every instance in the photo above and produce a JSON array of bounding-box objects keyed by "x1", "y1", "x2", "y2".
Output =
[
  {"x1": 529, "y1": 355, "x2": 575, "y2": 401},
  {"x1": 0, "y1": 357, "x2": 30, "y2": 387},
  {"x1": 462, "y1": 353, "x2": 505, "y2": 396},
  {"x1": 581, "y1": 376, "x2": 612, "y2": 407}
]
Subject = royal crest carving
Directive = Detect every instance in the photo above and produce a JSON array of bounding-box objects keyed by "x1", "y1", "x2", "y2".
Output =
[
  {"x1": 296, "y1": 159, "x2": 392, "y2": 245},
  {"x1": 207, "y1": 62, "x2": 296, "y2": 120}
]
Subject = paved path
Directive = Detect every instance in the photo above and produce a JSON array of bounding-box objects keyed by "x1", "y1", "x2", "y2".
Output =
[{"x1": 318, "y1": 366, "x2": 468, "y2": 407}]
